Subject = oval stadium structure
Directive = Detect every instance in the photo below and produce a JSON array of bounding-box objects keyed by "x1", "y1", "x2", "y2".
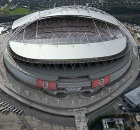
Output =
[{"x1": 0, "y1": 6, "x2": 139, "y2": 122}]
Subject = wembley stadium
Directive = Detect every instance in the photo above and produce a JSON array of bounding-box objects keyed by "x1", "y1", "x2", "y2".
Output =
[{"x1": 0, "y1": 6, "x2": 139, "y2": 120}]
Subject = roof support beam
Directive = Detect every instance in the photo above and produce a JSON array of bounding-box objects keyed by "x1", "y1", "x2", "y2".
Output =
[
  {"x1": 36, "y1": 20, "x2": 39, "y2": 45},
  {"x1": 105, "y1": 22, "x2": 113, "y2": 38},
  {"x1": 63, "y1": 64, "x2": 67, "y2": 71},
  {"x1": 93, "y1": 20, "x2": 102, "y2": 42},
  {"x1": 71, "y1": 64, "x2": 76, "y2": 71},
  {"x1": 22, "y1": 27, "x2": 26, "y2": 43},
  {"x1": 46, "y1": 64, "x2": 51, "y2": 70}
]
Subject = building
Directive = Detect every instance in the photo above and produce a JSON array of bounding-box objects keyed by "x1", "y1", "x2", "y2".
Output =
[
  {"x1": 5, "y1": 6, "x2": 131, "y2": 94},
  {"x1": 0, "y1": 6, "x2": 139, "y2": 121},
  {"x1": 124, "y1": 87, "x2": 140, "y2": 108},
  {"x1": 102, "y1": 118, "x2": 125, "y2": 130}
]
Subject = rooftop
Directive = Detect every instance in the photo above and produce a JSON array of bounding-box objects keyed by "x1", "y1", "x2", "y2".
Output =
[
  {"x1": 12, "y1": 6, "x2": 119, "y2": 30},
  {"x1": 125, "y1": 86, "x2": 140, "y2": 105}
]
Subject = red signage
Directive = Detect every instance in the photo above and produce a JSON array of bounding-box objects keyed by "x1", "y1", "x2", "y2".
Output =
[
  {"x1": 36, "y1": 79, "x2": 57, "y2": 90},
  {"x1": 36, "y1": 79, "x2": 44, "y2": 88},
  {"x1": 92, "y1": 75, "x2": 110, "y2": 88},
  {"x1": 44, "y1": 81, "x2": 57, "y2": 91}
]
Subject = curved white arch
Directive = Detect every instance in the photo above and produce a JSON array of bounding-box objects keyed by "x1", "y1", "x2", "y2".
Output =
[{"x1": 12, "y1": 6, "x2": 119, "y2": 30}]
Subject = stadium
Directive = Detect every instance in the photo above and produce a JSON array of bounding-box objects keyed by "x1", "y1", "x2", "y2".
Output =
[{"x1": 0, "y1": 6, "x2": 139, "y2": 121}]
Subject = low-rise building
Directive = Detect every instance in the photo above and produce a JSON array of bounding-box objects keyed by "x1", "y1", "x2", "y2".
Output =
[
  {"x1": 102, "y1": 118, "x2": 125, "y2": 130},
  {"x1": 124, "y1": 87, "x2": 140, "y2": 108}
]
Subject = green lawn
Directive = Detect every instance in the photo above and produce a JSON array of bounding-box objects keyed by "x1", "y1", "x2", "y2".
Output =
[
  {"x1": 0, "y1": 6, "x2": 30, "y2": 16},
  {"x1": 10, "y1": 7, "x2": 29, "y2": 15},
  {"x1": 0, "y1": 5, "x2": 9, "y2": 12}
]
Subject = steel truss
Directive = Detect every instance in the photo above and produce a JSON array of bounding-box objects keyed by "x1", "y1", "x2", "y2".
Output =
[
  {"x1": 0, "y1": 5, "x2": 133, "y2": 72},
  {"x1": 7, "y1": 43, "x2": 130, "y2": 71}
]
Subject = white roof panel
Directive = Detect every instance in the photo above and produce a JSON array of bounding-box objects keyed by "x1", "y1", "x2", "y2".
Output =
[
  {"x1": 10, "y1": 37, "x2": 127, "y2": 60},
  {"x1": 12, "y1": 6, "x2": 119, "y2": 29}
]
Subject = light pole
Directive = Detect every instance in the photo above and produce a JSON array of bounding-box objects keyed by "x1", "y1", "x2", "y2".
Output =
[
  {"x1": 57, "y1": 99, "x2": 60, "y2": 105},
  {"x1": 128, "y1": 74, "x2": 129, "y2": 78},
  {"x1": 18, "y1": 87, "x2": 20, "y2": 93},
  {"x1": 92, "y1": 96, "x2": 94, "y2": 101},
  {"x1": 132, "y1": 70, "x2": 134, "y2": 75},
  {"x1": 108, "y1": 88, "x2": 110, "y2": 93},
  {"x1": 123, "y1": 78, "x2": 125, "y2": 83},
  {"x1": 72, "y1": 101, "x2": 74, "y2": 106},
  {"x1": 26, "y1": 91, "x2": 29, "y2": 97},
  {"x1": 79, "y1": 100, "x2": 81, "y2": 105},
  {"x1": 116, "y1": 83, "x2": 118, "y2": 89},
  {"x1": 35, "y1": 94, "x2": 37, "y2": 100},
  {"x1": 45, "y1": 97, "x2": 47, "y2": 103},
  {"x1": 101, "y1": 91, "x2": 104, "y2": 97}
]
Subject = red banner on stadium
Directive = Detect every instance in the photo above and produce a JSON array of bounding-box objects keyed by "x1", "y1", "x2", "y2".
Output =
[
  {"x1": 44, "y1": 81, "x2": 57, "y2": 91},
  {"x1": 36, "y1": 79, "x2": 57, "y2": 90},
  {"x1": 36, "y1": 79, "x2": 44, "y2": 88},
  {"x1": 92, "y1": 75, "x2": 110, "y2": 88}
]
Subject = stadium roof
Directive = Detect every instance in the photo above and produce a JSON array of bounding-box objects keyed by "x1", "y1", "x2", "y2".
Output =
[
  {"x1": 10, "y1": 37, "x2": 127, "y2": 60},
  {"x1": 12, "y1": 6, "x2": 119, "y2": 29}
]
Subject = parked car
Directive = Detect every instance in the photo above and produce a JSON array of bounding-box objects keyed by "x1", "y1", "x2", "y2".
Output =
[
  {"x1": 122, "y1": 106, "x2": 127, "y2": 112},
  {"x1": 118, "y1": 104, "x2": 123, "y2": 109},
  {"x1": 9, "y1": 106, "x2": 15, "y2": 112},
  {"x1": 4, "y1": 104, "x2": 10, "y2": 108},
  {"x1": 15, "y1": 109, "x2": 21, "y2": 115},
  {"x1": 13, "y1": 108, "x2": 18, "y2": 114},
  {"x1": 2, "y1": 102, "x2": 8, "y2": 107},
  {"x1": 0, "y1": 102, "x2": 5, "y2": 106},
  {"x1": 18, "y1": 111, "x2": 23, "y2": 116},
  {"x1": 0, "y1": 107, "x2": 5, "y2": 113},
  {"x1": 1, "y1": 110, "x2": 7, "y2": 114}
]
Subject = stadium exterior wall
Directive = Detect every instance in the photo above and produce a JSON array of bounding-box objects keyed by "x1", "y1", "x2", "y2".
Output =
[{"x1": 4, "y1": 56, "x2": 131, "y2": 90}]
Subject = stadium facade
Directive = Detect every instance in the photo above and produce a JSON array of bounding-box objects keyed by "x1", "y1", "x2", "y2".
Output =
[{"x1": 0, "y1": 6, "x2": 139, "y2": 117}]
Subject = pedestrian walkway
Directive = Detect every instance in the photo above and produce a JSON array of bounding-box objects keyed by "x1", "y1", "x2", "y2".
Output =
[
  {"x1": 74, "y1": 108, "x2": 88, "y2": 130},
  {"x1": 18, "y1": 115, "x2": 33, "y2": 130}
]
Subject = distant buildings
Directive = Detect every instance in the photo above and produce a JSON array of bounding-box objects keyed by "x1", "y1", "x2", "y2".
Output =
[{"x1": 1, "y1": 0, "x2": 140, "y2": 11}]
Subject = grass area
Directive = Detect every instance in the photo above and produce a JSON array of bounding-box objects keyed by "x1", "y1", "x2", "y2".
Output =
[
  {"x1": 0, "y1": 5, "x2": 30, "y2": 16},
  {"x1": 0, "y1": 5, "x2": 9, "y2": 12},
  {"x1": 10, "y1": 7, "x2": 29, "y2": 15}
]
